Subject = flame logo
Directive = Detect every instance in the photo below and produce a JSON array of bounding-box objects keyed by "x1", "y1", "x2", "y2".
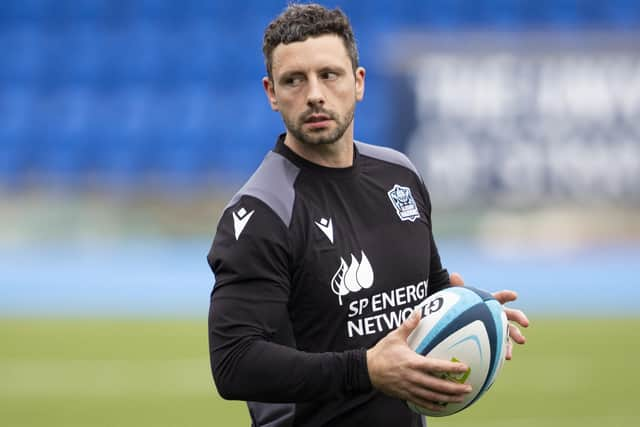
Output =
[{"x1": 330, "y1": 251, "x2": 374, "y2": 306}]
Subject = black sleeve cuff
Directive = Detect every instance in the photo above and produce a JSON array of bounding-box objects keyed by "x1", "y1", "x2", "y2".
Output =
[{"x1": 344, "y1": 348, "x2": 372, "y2": 394}]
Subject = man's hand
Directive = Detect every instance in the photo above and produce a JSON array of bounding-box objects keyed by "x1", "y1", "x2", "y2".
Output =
[
  {"x1": 367, "y1": 310, "x2": 472, "y2": 413},
  {"x1": 449, "y1": 272, "x2": 530, "y2": 360}
]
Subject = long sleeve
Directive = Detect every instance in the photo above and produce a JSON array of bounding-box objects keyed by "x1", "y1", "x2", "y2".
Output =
[{"x1": 207, "y1": 196, "x2": 372, "y2": 402}]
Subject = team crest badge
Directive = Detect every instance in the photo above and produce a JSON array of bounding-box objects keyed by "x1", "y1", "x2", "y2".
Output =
[{"x1": 387, "y1": 184, "x2": 420, "y2": 222}]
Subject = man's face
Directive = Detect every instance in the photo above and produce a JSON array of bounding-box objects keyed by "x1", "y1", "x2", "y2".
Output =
[{"x1": 263, "y1": 34, "x2": 365, "y2": 146}]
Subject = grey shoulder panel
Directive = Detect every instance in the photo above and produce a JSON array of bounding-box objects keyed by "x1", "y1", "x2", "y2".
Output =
[
  {"x1": 247, "y1": 402, "x2": 295, "y2": 427},
  {"x1": 226, "y1": 151, "x2": 300, "y2": 227},
  {"x1": 355, "y1": 141, "x2": 421, "y2": 179}
]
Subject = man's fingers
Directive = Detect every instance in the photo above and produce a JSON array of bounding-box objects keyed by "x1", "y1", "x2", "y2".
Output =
[
  {"x1": 504, "y1": 307, "x2": 530, "y2": 328},
  {"x1": 420, "y1": 357, "x2": 469, "y2": 375},
  {"x1": 418, "y1": 372, "x2": 471, "y2": 396},
  {"x1": 409, "y1": 383, "x2": 466, "y2": 405},
  {"x1": 449, "y1": 272, "x2": 465, "y2": 286},
  {"x1": 395, "y1": 310, "x2": 421, "y2": 340},
  {"x1": 409, "y1": 355, "x2": 472, "y2": 393},
  {"x1": 492, "y1": 290, "x2": 518, "y2": 304},
  {"x1": 508, "y1": 323, "x2": 526, "y2": 344},
  {"x1": 404, "y1": 371, "x2": 472, "y2": 407}
]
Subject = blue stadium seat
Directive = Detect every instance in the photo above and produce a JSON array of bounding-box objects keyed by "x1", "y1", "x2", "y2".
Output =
[
  {"x1": 44, "y1": 27, "x2": 107, "y2": 88},
  {"x1": 548, "y1": 0, "x2": 582, "y2": 28},
  {"x1": 1, "y1": 0, "x2": 637, "y2": 190},
  {"x1": 106, "y1": 25, "x2": 168, "y2": 86},
  {"x1": 0, "y1": 88, "x2": 34, "y2": 185},
  {"x1": 0, "y1": 28, "x2": 48, "y2": 86},
  {"x1": 484, "y1": 0, "x2": 526, "y2": 29},
  {"x1": 56, "y1": 0, "x2": 113, "y2": 23},
  {"x1": 127, "y1": 0, "x2": 178, "y2": 23},
  {"x1": 152, "y1": 127, "x2": 212, "y2": 180},
  {"x1": 88, "y1": 125, "x2": 151, "y2": 186},
  {"x1": 0, "y1": 140, "x2": 25, "y2": 187},
  {"x1": 0, "y1": 0, "x2": 54, "y2": 25},
  {"x1": 579, "y1": 0, "x2": 640, "y2": 28}
]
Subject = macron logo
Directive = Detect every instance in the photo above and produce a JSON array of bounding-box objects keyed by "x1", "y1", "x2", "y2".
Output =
[
  {"x1": 232, "y1": 207, "x2": 255, "y2": 240},
  {"x1": 314, "y1": 217, "x2": 334, "y2": 244}
]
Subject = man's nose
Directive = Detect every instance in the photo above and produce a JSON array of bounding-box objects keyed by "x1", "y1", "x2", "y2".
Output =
[{"x1": 306, "y1": 76, "x2": 325, "y2": 107}]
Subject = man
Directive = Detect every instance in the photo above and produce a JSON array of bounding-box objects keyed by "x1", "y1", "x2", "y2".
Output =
[{"x1": 207, "y1": 4, "x2": 528, "y2": 427}]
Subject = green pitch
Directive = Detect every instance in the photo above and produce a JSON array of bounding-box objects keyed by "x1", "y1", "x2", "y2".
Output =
[{"x1": 1, "y1": 318, "x2": 638, "y2": 427}]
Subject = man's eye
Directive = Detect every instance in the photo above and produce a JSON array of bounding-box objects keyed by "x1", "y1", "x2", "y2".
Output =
[
  {"x1": 285, "y1": 76, "x2": 304, "y2": 86},
  {"x1": 322, "y1": 72, "x2": 338, "y2": 80}
]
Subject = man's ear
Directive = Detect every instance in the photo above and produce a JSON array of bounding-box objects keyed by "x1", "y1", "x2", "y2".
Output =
[
  {"x1": 355, "y1": 66, "x2": 366, "y2": 102},
  {"x1": 263, "y1": 77, "x2": 279, "y2": 111}
]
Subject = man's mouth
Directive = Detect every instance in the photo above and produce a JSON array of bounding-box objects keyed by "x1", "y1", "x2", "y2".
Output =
[
  {"x1": 305, "y1": 114, "x2": 332, "y2": 123},
  {"x1": 303, "y1": 113, "x2": 333, "y2": 130}
]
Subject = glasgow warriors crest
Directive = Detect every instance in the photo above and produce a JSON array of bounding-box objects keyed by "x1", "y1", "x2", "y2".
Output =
[{"x1": 387, "y1": 184, "x2": 420, "y2": 222}]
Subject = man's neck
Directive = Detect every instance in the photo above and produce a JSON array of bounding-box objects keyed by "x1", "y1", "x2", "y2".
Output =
[{"x1": 283, "y1": 133, "x2": 354, "y2": 168}]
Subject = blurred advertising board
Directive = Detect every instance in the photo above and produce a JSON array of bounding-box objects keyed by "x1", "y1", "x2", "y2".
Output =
[{"x1": 390, "y1": 32, "x2": 640, "y2": 208}]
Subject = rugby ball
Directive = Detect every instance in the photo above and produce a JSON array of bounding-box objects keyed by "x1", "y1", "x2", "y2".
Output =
[{"x1": 406, "y1": 286, "x2": 509, "y2": 417}]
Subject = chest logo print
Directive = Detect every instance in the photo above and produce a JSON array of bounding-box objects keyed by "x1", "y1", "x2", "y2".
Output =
[
  {"x1": 314, "y1": 217, "x2": 334, "y2": 244},
  {"x1": 232, "y1": 207, "x2": 255, "y2": 240},
  {"x1": 388, "y1": 184, "x2": 420, "y2": 222},
  {"x1": 331, "y1": 251, "x2": 374, "y2": 306}
]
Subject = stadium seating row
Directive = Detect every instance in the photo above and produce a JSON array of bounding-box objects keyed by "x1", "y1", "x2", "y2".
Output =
[
  {"x1": 1, "y1": 0, "x2": 638, "y2": 28},
  {"x1": 0, "y1": 0, "x2": 638, "y2": 188}
]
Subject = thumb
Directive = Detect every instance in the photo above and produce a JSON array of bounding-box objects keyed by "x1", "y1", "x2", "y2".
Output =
[
  {"x1": 396, "y1": 309, "x2": 421, "y2": 340},
  {"x1": 449, "y1": 272, "x2": 465, "y2": 287}
]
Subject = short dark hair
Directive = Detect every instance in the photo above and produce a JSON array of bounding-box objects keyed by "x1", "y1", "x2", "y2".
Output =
[{"x1": 263, "y1": 3, "x2": 359, "y2": 80}]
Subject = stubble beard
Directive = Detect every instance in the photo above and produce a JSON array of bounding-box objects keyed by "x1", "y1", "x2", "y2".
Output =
[{"x1": 283, "y1": 103, "x2": 355, "y2": 146}]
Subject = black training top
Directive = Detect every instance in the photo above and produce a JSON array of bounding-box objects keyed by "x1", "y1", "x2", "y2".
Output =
[{"x1": 208, "y1": 134, "x2": 450, "y2": 427}]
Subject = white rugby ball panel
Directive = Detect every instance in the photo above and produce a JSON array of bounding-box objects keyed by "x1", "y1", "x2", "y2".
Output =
[
  {"x1": 411, "y1": 320, "x2": 491, "y2": 416},
  {"x1": 417, "y1": 302, "x2": 498, "y2": 361},
  {"x1": 406, "y1": 286, "x2": 507, "y2": 417},
  {"x1": 408, "y1": 287, "x2": 483, "y2": 355},
  {"x1": 417, "y1": 302, "x2": 501, "y2": 414},
  {"x1": 467, "y1": 287, "x2": 508, "y2": 390},
  {"x1": 483, "y1": 300, "x2": 509, "y2": 391},
  {"x1": 406, "y1": 291, "x2": 460, "y2": 352}
]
